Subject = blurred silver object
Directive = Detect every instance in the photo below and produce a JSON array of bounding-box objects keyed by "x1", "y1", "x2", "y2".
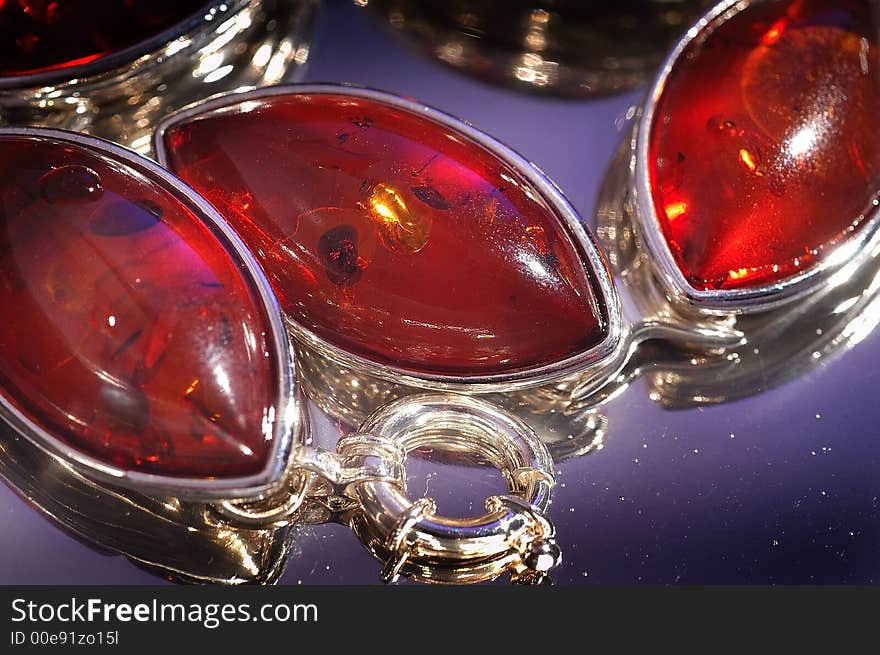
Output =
[
  {"x1": 0, "y1": 0, "x2": 318, "y2": 151},
  {"x1": 361, "y1": 0, "x2": 712, "y2": 96}
]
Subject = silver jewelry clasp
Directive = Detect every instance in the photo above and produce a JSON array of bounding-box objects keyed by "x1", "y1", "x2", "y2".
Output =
[{"x1": 336, "y1": 394, "x2": 559, "y2": 584}]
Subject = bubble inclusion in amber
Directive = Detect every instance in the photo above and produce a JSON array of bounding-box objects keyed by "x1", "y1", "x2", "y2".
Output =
[
  {"x1": 163, "y1": 92, "x2": 608, "y2": 377},
  {"x1": 0, "y1": 0, "x2": 211, "y2": 77},
  {"x1": 0, "y1": 135, "x2": 279, "y2": 478},
  {"x1": 648, "y1": 0, "x2": 880, "y2": 291}
]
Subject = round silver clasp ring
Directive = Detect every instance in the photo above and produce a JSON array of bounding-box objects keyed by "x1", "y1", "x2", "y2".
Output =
[{"x1": 339, "y1": 394, "x2": 560, "y2": 584}]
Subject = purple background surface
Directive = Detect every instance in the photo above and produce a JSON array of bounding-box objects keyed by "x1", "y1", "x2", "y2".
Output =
[{"x1": 1, "y1": 0, "x2": 877, "y2": 585}]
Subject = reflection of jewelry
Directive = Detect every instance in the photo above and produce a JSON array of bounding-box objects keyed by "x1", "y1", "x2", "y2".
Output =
[
  {"x1": 0, "y1": 0, "x2": 317, "y2": 151},
  {"x1": 364, "y1": 0, "x2": 713, "y2": 97}
]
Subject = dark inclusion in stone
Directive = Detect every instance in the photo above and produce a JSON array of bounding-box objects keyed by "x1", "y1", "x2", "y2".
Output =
[
  {"x1": 162, "y1": 92, "x2": 610, "y2": 377},
  {"x1": 318, "y1": 224, "x2": 365, "y2": 286}
]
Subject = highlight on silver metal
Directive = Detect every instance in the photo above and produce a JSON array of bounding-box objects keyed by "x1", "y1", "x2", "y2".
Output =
[
  {"x1": 632, "y1": 0, "x2": 880, "y2": 314},
  {"x1": 339, "y1": 393, "x2": 559, "y2": 584},
  {"x1": 0, "y1": 127, "x2": 301, "y2": 501},
  {"x1": 0, "y1": 412, "x2": 298, "y2": 584},
  {"x1": 153, "y1": 82, "x2": 623, "y2": 392}
]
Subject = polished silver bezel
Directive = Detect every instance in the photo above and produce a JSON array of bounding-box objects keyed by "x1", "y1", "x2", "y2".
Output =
[
  {"x1": 634, "y1": 0, "x2": 880, "y2": 314},
  {"x1": 0, "y1": 127, "x2": 299, "y2": 500},
  {"x1": 153, "y1": 83, "x2": 623, "y2": 392}
]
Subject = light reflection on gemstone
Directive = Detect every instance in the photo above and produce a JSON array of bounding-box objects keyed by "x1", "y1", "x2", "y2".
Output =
[
  {"x1": 648, "y1": 0, "x2": 880, "y2": 292},
  {"x1": 366, "y1": 182, "x2": 432, "y2": 255},
  {"x1": 0, "y1": 134, "x2": 280, "y2": 478},
  {"x1": 163, "y1": 92, "x2": 609, "y2": 377},
  {"x1": 37, "y1": 165, "x2": 104, "y2": 204}
]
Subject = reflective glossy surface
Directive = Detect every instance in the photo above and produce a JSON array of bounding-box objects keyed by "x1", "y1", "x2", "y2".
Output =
[
  {"x1": 0, "y1": 135, "x2": 279, "y2": 478},
  {"x1": 0, "y1": 0, "x2": 211, "y2": 76},
  {"x1": 7, "y1": 2, "x2": 880, "y2": 587},
  {"x1": 648, "y1": 0, "x2": 880, "y2": 291},
  {"x1": 0, "y1": 1, "x2": 318, "y2": 155},
  {"x1": 0, "y1": 414, "x2": 298, "y2": 584},
  {"x1": 162, "y1": 92, "x2": 608, "y2": 377},
  {"x1": 368, "y1": 0, "x2": 713, "y2": 97}
]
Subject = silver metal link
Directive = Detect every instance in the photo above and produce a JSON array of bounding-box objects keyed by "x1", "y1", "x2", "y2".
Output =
[
  {"x1": 228, "y1": 393, "x2": 560, "y2": 583},
  {"x1": 339, "y1": 393, "x2": 559, "y2": 584}
]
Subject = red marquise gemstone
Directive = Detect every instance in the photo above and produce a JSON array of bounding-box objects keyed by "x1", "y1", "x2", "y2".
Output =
[
  {"x1": 162, "y1": 92, "x2": 608, "y2": 377},
  {"x1": 0, "y1": 135, "x2": 280, "y2": 479},
  {"x1": 648, "y1": 0, "x2": 880, "y2": 291},
  {"x1": 0, "y1": 0, "x2": 211, "y2": 77}
]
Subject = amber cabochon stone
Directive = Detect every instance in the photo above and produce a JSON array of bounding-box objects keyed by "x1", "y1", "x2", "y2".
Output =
[
  {"x1": 648, "y1": 0, "x2": 880, "y2": 292},
  {"x1": 0, "y1": 135, "x2": 280, "y2": 479},
  {"x1": 162, "y1": 93, "x2": 609, "y2": 377}
]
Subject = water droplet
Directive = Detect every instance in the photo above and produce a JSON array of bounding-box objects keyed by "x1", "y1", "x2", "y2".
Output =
[
  {"x1": 89, "y1": 197, "x2": 163, "y2": 236},
  {"x1": 37, "y1": 165, "x2": 104, "y2": 205}
]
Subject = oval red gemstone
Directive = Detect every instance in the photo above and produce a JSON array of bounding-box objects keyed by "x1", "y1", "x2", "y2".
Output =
[
  {"x1": 0, "y1": 0, "x2": 210, "y2": 77},
  {"x1": 0, "y1": 134, "x2": 281, "y2": 479},
  {"x1": 647, "y1": 0, "x2": 880, "y2": 291},
  {"x1": 161, "y1": 91, "x2": 608, "y2": 377}
]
